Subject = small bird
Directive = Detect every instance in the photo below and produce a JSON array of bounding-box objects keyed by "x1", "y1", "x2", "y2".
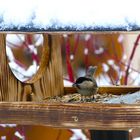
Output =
[{"x1": 73, "y1": 66, "x2": 98, "y2": 100}]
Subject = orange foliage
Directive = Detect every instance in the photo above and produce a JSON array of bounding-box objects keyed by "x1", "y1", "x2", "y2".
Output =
[{"x1": 62, "y1": 34, "x2": 125, "y2": 85}]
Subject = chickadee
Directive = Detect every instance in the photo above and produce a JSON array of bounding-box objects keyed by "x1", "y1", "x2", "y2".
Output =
[{"x1": 73, "y1": 66, "x2": 98, "y2": 99}]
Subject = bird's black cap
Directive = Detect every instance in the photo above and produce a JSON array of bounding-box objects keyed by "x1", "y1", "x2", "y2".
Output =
[{"x1": 75, "y1": 77, "x2": 92, "y2": 84}]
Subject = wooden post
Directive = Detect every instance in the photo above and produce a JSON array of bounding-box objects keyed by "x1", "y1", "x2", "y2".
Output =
[
  {"x1": 90, "y1": 130, "x2": 129, "y2": 140},
  {"x1": 0, "y1": 34, "x2": 64, "y2": 101}
]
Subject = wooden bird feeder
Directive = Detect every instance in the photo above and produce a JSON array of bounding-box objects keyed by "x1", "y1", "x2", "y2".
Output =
[
  {"x1": 0, "y1": 3, "x2": 140, "y2": 136},
  {"x1": 0, "y1": 33, "x2": 140, "y2": 132}
]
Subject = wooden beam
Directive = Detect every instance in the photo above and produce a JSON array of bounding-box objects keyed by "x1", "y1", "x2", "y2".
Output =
[
  {"x1": 0, "y1": 31, "x2": 140, "y2": 34},
  {"x1": 0, "y1": 102, "x2": 140, "y2": 130},
  {"x1": 64, "y1": 86, "x2": 140, "y2": 94}
]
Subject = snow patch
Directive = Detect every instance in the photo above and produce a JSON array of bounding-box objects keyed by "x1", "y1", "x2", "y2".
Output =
[{"x1": 0, "y1": 0, "x2": 140, "y2": 30}]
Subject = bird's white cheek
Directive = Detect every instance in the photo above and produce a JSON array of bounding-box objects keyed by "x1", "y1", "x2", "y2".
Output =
[{"x1": 80, "y1": 81, "x2": 94, "y2": 88}]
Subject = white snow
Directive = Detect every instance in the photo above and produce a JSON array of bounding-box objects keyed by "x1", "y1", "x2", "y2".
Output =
[
  {"x1": 6, "y1": 34, "x2": 25, "y2": 46},
  {"x1": 118, "y1": 35, "x2": 124, "y2": 43},
  {"x1": 102, "y1": 63, "x2": 109, "y2": 72},
  {"x1": 0, "y1": 124, "x2": 17, "y2": 127},
  {"x1": 64, "y1": 79, "x2": 73, "y2": 86},
  {"x1": 84, "y1": 48, "x2": 89, "y2": 55},
  {"x1": 0, "y1": 0, "x2": 140, "y2": 30},
  {"x1": 15, "y1": 131, "x2": 25, "y2": 140},
  {"x1": 70, "y1": 54, "x2": 74, "y2": 60},
  {"x1": 85, "y1": 34, "x2": 91, "y2": 41},
  {"x1": 1, "y1": 136, "x2": 6, "y2": 140},
  {"x1": 70, "y1": 129, "x2": 88, "y2": 140},
  {"x1": 107, "y1": 60, "x2": 115, "y2": 65},
  {"x1": 134, "y1": 138, "x2": 140, "y2": 140},
  {"x1": 104, "y1": 90, "x2": 140, "y2": 104},
  {"x1": 94, "y1": 47, "x2": 104, "y2": 54}
]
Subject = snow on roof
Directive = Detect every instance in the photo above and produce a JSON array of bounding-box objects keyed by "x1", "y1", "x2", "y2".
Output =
[{"x1": 0, "y1": 0, "x2": 140, "y2": 31}]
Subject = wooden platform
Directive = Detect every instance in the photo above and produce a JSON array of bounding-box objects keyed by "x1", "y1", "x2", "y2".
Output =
[
  {"x1": 0, "y1": 33, "x2": 140, "y2": 131},
  {"x1": 0, "y1": 86, "x2": 140, "y2": 130}
]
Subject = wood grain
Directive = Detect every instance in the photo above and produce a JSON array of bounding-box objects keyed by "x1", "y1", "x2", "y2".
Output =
[
  {"x1": 33, "y1": 35, "x2": 64, "y2": 100},
  {"x1": 64, "y1": 86, "x2": 140, "y2": 94},
  {"x1": 0, "y1": 31, "x2": 140, "y2": 34},
  {"x1": 0, "y1": 34, "x2": 23, "y2": 101},
  {"x1": 0, "y1": 34, "x2": 64, "y2": 101},
  {"x1": 0, "y1": 102, "x2": 139, "y2": 130}
]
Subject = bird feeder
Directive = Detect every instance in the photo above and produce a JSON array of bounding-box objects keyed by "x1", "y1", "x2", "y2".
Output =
[{"x1": 0, "y1": 1, "x2": 140, "y2": 136}]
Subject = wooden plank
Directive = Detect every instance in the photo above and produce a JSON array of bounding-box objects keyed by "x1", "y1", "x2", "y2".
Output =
[
  {"x1": 33, "y1": 35, "x2": 64, "y2": 100},
  {"x1": 0, "y1": 86, "x2": 138, "y2": 129},
  {"x1": 64, "y1": 86, "x2": 140, "y2": 94},
  {"x1": 0, "y1": 102, "x2": 140, "y2": 130},
  {"x1": 0, "y1": 31, "x2": 140, "y2": 34},
  {"x1": 0, "y1": 34, "x2": 23, "y2": 101}
]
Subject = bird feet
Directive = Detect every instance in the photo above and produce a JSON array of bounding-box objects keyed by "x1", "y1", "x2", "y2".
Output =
[{"x1": 81, "y1": 95, "x2": 94, "y2": 102}]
